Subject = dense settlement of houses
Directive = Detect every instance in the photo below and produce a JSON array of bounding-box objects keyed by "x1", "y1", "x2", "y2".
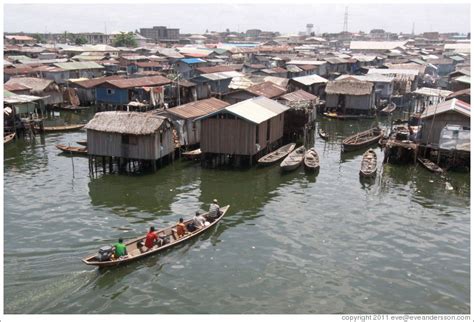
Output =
[{"x1": 3, "y1": 28, "x2": 471, "y2": 171}]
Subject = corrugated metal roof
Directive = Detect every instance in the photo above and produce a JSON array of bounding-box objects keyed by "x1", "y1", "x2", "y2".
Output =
[
  {"x1": 413, "y1": 87, "x2": 453, "y2": 97},
  {"x1": 350, "y1": 41, "x2": 407, "y2": 50},
  {"x1": 5, "y1": 77, "x2": 56, "y2": 93},
  {"x1": 70, "y1": 75, "x2": 124, "y2": 89},
  {"x1": 4, "y1": 92, "x2": 43, "y2": 104},
  {"x1": 54, "y1": 61, "x2": 104, "y2": 70},
  {"x1": 245, "y1": 81, "x2": 287, "y2": 98},
  {"x1": 285, "y1": 65, "x2": 302, "y2": 73},
  {"x1": 4, "y1": 83, "x2": 32, "y2": 92},
  {"x1": 166, "y1": 98, "x2": 230, "y2": 119},
  {"x1": 292, "y1": 74, "x2": 328, "y2": 85},
  {"x1": 196, "y1": 96, "x2": 289, "y2": 124},
  {"x1": 196, "y1": 64, "x2": 242, "y2": 74},
  {"x1": 421, "y1": 98, "x2": 470, "y2": 119},
  {"x1": 103, "y1": 76, "x2": 172, "y2": 89},
  {"x1": 180, "y1": 58, "x2": 207, "y2": 64},
  {"x1": 264, "y1": 76, "x2": 289, "y2": 88},
  {"x1": 225, "y1": 96, "x2": 289, "y2": 124},
  {"x1": 280, "y1": 89, "x2": 318, "y2": 102},
  {"x1": 455, "y1": 75, "x2": 471, "y2": 84},
  {"x1": 199, "y1": 71, "x2": 244, "y2": 81},
  {"x1": 286, "y1": 60, "x2": 326, "y2": 66},
  {"x1": 367, "y1": 68, "x2": 419, "y2": 76}
]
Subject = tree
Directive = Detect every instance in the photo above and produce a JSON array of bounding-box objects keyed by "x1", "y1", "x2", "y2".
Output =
[
  {"x1": 32, "y1": 33, "x2": 45, "y2": 43},
  {"x1": 113, "y1": 32, "x2": 137, "y2": 48},
  {"x1": 74, "y1": 35, "x2": 88, "y2": 45}
]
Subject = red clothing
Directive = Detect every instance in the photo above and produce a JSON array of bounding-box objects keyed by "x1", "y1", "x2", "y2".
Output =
[
  {"x1": 176, "y1": 223, "x2": 186, "y2": 237},
  {"x1": 145, "y1": 231, "x2": 158, "y2": 248}
]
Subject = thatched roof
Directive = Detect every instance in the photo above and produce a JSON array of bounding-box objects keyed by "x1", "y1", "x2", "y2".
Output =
[
  {"x1": 325, "y1": 80, "x2": 373, "y2": 96},
  {"x1": 84, "y1": 111, "x2": 167, "y2": 135}
]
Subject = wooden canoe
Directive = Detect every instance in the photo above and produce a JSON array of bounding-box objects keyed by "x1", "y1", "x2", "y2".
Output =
[
  {"x1": 258, "y1": 143, "x2": 296, "y2": 165},
  {"x1": 76, "y1": 140, "x2": 87, "y2": 146},
  {"x1": 379, "y1": 102, "x2": 397, "y2": 115},
  {"x1": 41, "y1": 124, "x2": 85, "y2": 132},
  {"x1": 56, "y1": 144, "x2": 88, "y2": 155},
  {"x1": 181, "y1": 148, "x2": 201, "y2": 160},
  {"x1": 323, "y1": 112, "x2": 374, "y2": 120},
  {"x1": 342, "y1": 127, "x2": 383, "y2": 152},
  {"x1": 82, "y1": 205, "x2": 230, "y2": 268},
  {"x1": 304, "y1": 147, "x2": 320, "y2": 171},
  {"x1": 280, "y1": 146, "x2": 306, "y2": 172},
  {"x1": 417, "y1": 158, "x2": 444, "y2": 174},
  {"x1": 4, "y1": 132, "x2": 16, "y2": 145},
  {"x1": 318, "y1": 129, "x2": 329, "y2": 140},
  {"x1": 360, "y1": 149, "x2": 377, "y2": 177}
]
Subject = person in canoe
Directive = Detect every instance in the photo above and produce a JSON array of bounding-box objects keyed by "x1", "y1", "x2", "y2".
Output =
[
  {"x1": 188, "y1": 211, "x2": 206, "y2": 232},
  {"x1": 112, "y1": 238, "x2": 128, "y2": 259},
  {"x1": 176, "y1": 218, "x2": 186, "y2": 238},
  {"x1": 207, "y1": 199, "x2": 221, "y2": 223},
  {"x1": 144, "y1": 226, "x2": 164, "y2": 250}
]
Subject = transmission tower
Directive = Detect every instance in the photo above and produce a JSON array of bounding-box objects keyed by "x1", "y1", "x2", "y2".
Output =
[
  {"x1": 411, "y1": 22, "x2": 415, "y2": 36},
  {"x1": 343, "y1": 6, "x2": 348, "y2": 33}
]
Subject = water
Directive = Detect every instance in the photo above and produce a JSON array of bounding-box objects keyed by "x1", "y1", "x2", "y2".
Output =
[{"x1": 3, "y1": 112, "x2": 470, "y2": 314}]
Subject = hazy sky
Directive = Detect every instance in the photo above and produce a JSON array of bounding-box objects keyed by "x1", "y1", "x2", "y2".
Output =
[{"x1": 4, "y1": 3, "x2": 471, "y2": 35}]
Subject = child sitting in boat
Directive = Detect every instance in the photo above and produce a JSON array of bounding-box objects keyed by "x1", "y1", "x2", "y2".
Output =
[{"x1": 111, "y1": 238, "x2": 128, "y2": 260}]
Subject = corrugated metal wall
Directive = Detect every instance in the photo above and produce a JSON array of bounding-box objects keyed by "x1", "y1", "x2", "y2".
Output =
[
  {"x1": 419, "y1": 112, "x2": 470, "y2": 145},
  {"x1": 201, "y1": 114, "x2": 284, "y2": 155},
  {"x1": 87, "y1": 127, "x2": 175, "y2": 160}
]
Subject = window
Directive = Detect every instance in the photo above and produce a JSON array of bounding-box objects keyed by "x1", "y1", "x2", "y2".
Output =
[
  {"x1": 107, "y1": 89, "x2": 115, "y2": 95},
  {"x1": 256, "y1": 125, "x2": 259, "y2": 143}
]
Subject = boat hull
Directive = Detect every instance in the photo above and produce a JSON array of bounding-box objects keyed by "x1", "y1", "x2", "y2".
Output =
[
  {"x1": 280, "y1": 146, "x2": 305, "y2": 172},
  {"x1": 82, "y1": 205, "x2": 230, "y2": 268},
  {"x1": 360, "y1": 149, "x2": 377, "y2": 177},
  {"x1": 304, "y1": 148, "x2": 320, "y2": 171},
  {"x1": 4, "y1": 133, "x2": 16, "y2": 145},
  {"x1": 56, "y1": 144, "x2": 88, "y2": 155},
  {"x1": 342, "y1": 128, "x2": 383, "y2": 152},
  {"x1": 258, "y1": 143, "x2": 296, "y2": 166}
]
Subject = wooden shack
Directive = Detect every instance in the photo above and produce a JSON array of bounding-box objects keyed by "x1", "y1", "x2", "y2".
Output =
[
  {"x1": 325, "y1": 79, "x2": 375, "y2": 115},
  {"x1": 4, "y1": 77, "x2": 63, "y2": 106},
  {"x1": 84, "y1": 111, "x2": 175, "y2": 173},
  {"x1": 164, "y1": 97, "x2": 230, "y2": 147},
  {"x1": 418, "y1": 99, "x2": 470, "y2": 146},
  {"x1": 197, "y1": 96, "x2": 289, "y2": 167}
]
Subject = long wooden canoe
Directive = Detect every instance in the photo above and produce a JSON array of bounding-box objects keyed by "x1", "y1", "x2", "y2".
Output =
[
  {"x1": 323, "y1": 112, "x2": 375, "y2": 120},
  {"x1": 360, "y1": 149, "x2": 377, "y2": 177},
  {"x1": 56, "y1": 144, "x2": 88, "y2": 155},
  {"x1": 40, "y1": 124, "x2": 85, "y2": 132},
  {"x1": 258, "y1": 143, "x2": 296, "y2": 165},
  {"x1": 379, "y1": 102, "x2": 397, "y2": 115},
  {"x1": 280, "y1": 146, "x2": 306, "y2": 172},
  {"x1": 76, "y1": 140, "x2": 87, "y2": 146},
  {"x1": 82, "y1": 205, "x2": 230, "y2": 268},
  {"x1": 4, "y1": 132, "x2": 16, "y2": 145},
  {"x1": 304, "y1": 147, "x2": 320, "y2": 172},
  {"x1": 417, "y1": 158, "x2": 444, "y2": 174},
  {"x1": 318, "y1": 129, "x2": 328, "y2": 140},
  {"x1": 342, "y1": 127, "x2": 383, "y2": 152},
  {"x1": 181, "y1": 148, "x2": 201, "y2": 160}
]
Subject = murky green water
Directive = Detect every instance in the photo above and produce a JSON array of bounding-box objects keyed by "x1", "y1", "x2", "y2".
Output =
[{"x1": 3, "y1": 111, "x2": 470, "y2": 313}]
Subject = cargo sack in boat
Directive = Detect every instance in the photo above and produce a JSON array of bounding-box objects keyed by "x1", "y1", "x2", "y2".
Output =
[
  {"x1": 187, "y1": 223, "x2": 196, "y2": 232},
  {"x1": 96, "y1": 245, "x2": 113, "y2": 261}
]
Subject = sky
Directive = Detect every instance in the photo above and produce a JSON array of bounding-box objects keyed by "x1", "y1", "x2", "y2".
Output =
[{"x1": 3, "y1": 3, "x2": 471, "y2": 35}]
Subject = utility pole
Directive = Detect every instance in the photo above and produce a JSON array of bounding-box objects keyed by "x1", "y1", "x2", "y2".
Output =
[{"x1": 412, "y1": 22, "x2": 415, "y2": 36}]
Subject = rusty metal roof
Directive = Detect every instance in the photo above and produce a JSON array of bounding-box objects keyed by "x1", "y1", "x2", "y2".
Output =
[
  {"x1": 245, "y1": 81, "x2": 287, "y2": 98},
  {"x1": 103, "y1": 75, "x2": 172, "y2": 89},
  {"x1": 166, "y1": 98, "x2": 230, "y2": 119},
  {"x1": 4, "y1": 83, "x2": 32, "y2": 92},
  {"x1": 196, "y1": 64, "x2": 242, "y2": 74},
  {"x1": 280, "y1": 89, "x2": 318, "y2": 102},
  {"x1": 70, "y1": 75, "x2": 124, "y2": 89}
]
